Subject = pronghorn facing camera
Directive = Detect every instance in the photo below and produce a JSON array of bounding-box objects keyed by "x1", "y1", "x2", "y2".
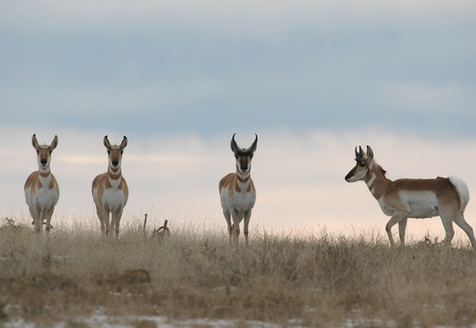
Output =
[
  {"x1": 92, "y1": 136, "x2": 129, "y2": 237},
  {"x1": 24, "y1": 134, "x2": 59, "y2": 233},
  {"x1": 345, "y1": 146, "x2": 476, "y2": 249},
  {"x1": 219, "y1": 133, "x2": 258, "y2": 245}
]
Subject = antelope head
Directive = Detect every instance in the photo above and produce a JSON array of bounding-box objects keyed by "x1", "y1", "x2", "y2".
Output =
[
  {"x1": 32, "y1": 134, "x2": 58, "y2": 171},
  {"x1": 345, "y1": 145, "x2": 374, "y2": 182},
  {"x1": 230, "y1": 133, "x2": 258, "y2": 175},
  {"x1": 104, "y1": 136, "x2": 128, "y2": 170}
]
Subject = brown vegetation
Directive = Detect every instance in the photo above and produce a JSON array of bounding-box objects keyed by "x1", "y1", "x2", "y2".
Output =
[{"x1": 1, "y1": 218, "x2": 476, "y2": 327}]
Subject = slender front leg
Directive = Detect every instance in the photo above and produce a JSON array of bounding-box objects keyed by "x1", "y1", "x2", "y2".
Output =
[
  {"x1": 232, "y1": 210, "x2": 241, "y2": 245},
  {"x1": 385, "y1": 212, "x2": 407, "y2": 247},
  {"x1": 243, "y1": 210, "x2": 252, "y2": 246},
  {"x1": 223, "y1": 210, "x2": 232, "y2": 245},
  {"x1": 112, "y1": 208, "x2": 124, "y2": 237},
  {"x1": 96, "y1": 206, "x2": 108, "y2": 234},
  {"x1": 30, "y1": 206, "x2": 41, "y2": 233},
  {"x1": 44, "y1": 207, "x2": 54, "y2": 232}
]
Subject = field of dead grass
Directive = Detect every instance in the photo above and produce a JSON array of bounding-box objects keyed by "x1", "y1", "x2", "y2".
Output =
[{"x1": 1, "y1": 218, "x2": 476, "y2": 327}]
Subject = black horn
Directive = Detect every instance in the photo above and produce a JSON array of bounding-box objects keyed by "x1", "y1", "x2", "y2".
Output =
[
  {"x1": 355, "y1": 146, "x2": 364, "y2": 160},
  {"x1": 230, "y1": 133, "x2": 239, "y2": 154},
  {"x1": 246, "y1": 134, "x2": 258, "y2": 154}
]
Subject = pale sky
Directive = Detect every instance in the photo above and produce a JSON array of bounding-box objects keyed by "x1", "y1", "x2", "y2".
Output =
[{"x1": 1, "y1": 1, "x2": 476, "y2": 244}]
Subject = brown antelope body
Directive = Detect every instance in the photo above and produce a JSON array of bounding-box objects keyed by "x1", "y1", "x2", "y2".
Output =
[
  {"x1": 219, "y1": 134, "x2": 258, "y2": 245},
  {"x1": 345, "y1": 146, "x2": 476, "y2": 248},
  {"x1": 24, "y1": 134, "x2": 59, "y2": 233},
  {"x1": 92, "y1": 136, "x2": 129, "y2": 236}
]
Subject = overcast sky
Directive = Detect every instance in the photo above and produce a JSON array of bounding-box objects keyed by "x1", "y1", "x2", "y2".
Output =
[{"x1": 1, "y1": 1, "x2": 476, "y2": 243}]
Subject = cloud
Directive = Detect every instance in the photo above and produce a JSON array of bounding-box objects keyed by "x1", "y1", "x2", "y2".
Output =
[
  {"x1": 380, "y1": 83, "x2": 476, "y2": 114},
  {"x1": 3, "y1": 1, "x2": 475, "y2": 30},
  {"x1": 1, "y1": 0, "x2": 475, "y2": 137}
]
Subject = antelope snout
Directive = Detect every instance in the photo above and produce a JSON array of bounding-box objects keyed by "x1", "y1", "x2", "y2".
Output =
[
  {"x1": 344, "y1": 168, "x2": 356, "y2": 182},
  {"x1": 112, "y1": 160, "x2": 119, "y2": 167},
  {"x1": 344, "y1": 172, "x2": 352, "y2": 182}
]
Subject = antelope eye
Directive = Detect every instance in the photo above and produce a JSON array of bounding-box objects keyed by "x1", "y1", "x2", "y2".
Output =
[
  {"x1": 107, "y1": 150, "x2": 111, "y2": 154},
  {"x1": 36, "y1": 150, "x2": 40, "y2": 154},
  {"x1": 121, "y1": 151, "x2": 124, "y2": 155}
]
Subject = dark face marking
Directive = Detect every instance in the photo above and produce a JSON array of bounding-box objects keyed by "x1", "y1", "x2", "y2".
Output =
[
  {"x1": 230, "y1": 134, "x2": 257, "y2": 175},
  {"x1": 237, "y1": 155, "x2": 251, "y2": 172},
  {"x1": 103, "y1": 136, "x2": 127, "y2": 170},
  {"x1": 357, "y1": 160, "x2": 367, "y2": 168},
  {"x1": 32, "y1": 134, "x2": 57, "y2": 169},
  {"x1": 107, "y1": 147, "x2": 123, "y2": 168},
  {"x1": 38, "y1": 147, "x2": 51, "y2": 166},
  {"x1": 345, "y1": 145, "x2": 375, "y2": 182}
]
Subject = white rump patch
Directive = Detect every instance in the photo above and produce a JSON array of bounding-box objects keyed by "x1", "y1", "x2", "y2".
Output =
[{"x1": 449, "y1": 175, "x2": 470, "y2": 209}]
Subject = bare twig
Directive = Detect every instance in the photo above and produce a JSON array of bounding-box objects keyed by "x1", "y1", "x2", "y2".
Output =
[{"x1": 143, "y1": 213, "x2": 148, "y2": 234}]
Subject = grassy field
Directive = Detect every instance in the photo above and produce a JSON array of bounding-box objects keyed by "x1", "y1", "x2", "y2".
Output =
[{"x1": 1, "y1": 218, "x2": 476, "y2": 327}]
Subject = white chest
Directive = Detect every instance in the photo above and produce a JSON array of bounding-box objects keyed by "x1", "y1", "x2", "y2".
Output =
[
  {"x1": 102, "y1": 188, "x2": 127, "y2": 211},
  {"x1": 378, "y1": 197, "x2": 394, "y2": 216},
  {"x1": 226, "y1": 188, "x2": 256, "y2": 213},
  {"x1": 27, "y1": 177, "x2": 59, "y2": 210}
]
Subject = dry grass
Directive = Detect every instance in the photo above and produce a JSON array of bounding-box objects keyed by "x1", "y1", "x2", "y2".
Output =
[{"x1": 1, "y1": 218, "x2": 476, "y2": 327}]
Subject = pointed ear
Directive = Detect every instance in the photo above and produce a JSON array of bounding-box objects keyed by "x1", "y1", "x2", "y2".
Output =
[
  {"x1": 103, "y1": 135, "x2": 111, "y2": 149},
  {"x1": 32, "y1": 134, "x2": 40, "y2": 149},
  {"x1": 50, "y1": 135, "x2": 58, "y2": 151},
  {"x1": 246, "y1": 133, "x2": 258, "y2": 154},
  {"x1": 230, "y1": 133, "x2": 239, "y2": 154},
  {"x1": 366, "y1": 145, "x2": 374, "y2": 159},
  {"x1": 120, "y1": 136, "x2": 128, "y2": 149}
]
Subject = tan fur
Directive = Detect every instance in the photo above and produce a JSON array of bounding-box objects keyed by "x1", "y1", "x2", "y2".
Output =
[
  {"x1": 219, "y1": 134, "x2": 258, "y2": 245},
  {"x1": 24, "y1": 134, "x2": 59, "y2": 233},
  {"x1": 346, "y1": 146, "x2": 476, "y2": 248},
  {"x1": 219, "y1": 173, "x2": 256, "y2": 200},
  {"x1": 25, "y1": 171, "x2": 59, "y2": 193},
  {"x1": 92, "y1": 136, "x2": 129, "y2": 237}
]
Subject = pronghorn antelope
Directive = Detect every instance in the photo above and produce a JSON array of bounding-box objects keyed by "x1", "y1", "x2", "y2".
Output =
[
  {"x1": 345, "y1": 146, "x2": 476, "y2": 249},
  {"x1": 92, "y1": 136, "x2": 129, "y2": 236},
  {"x1": 24, "y1": 134, "x2": 59, "y2": 233},
  {"x1": 219, "y1": 134, "x2": 258, "y2": 245}
]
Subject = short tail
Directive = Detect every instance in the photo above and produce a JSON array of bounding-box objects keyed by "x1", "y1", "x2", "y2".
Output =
[{"x1": 449, "y1": 176, "x2": 470, "y2": 212}]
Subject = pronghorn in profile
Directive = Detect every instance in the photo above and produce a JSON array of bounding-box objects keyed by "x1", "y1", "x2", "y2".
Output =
[
  {"x1": 24, "y1": 134, "x2": 59, "y2": 233},
  {"x1": 345, "y1": 146, "x2": 476, "y2": 249},
  {"x1": 92, "y1": 136, "x2": 129, "y2": 237},
  {"x1": 219, "y1": 134, "x2": 258, "y2": 245}
]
